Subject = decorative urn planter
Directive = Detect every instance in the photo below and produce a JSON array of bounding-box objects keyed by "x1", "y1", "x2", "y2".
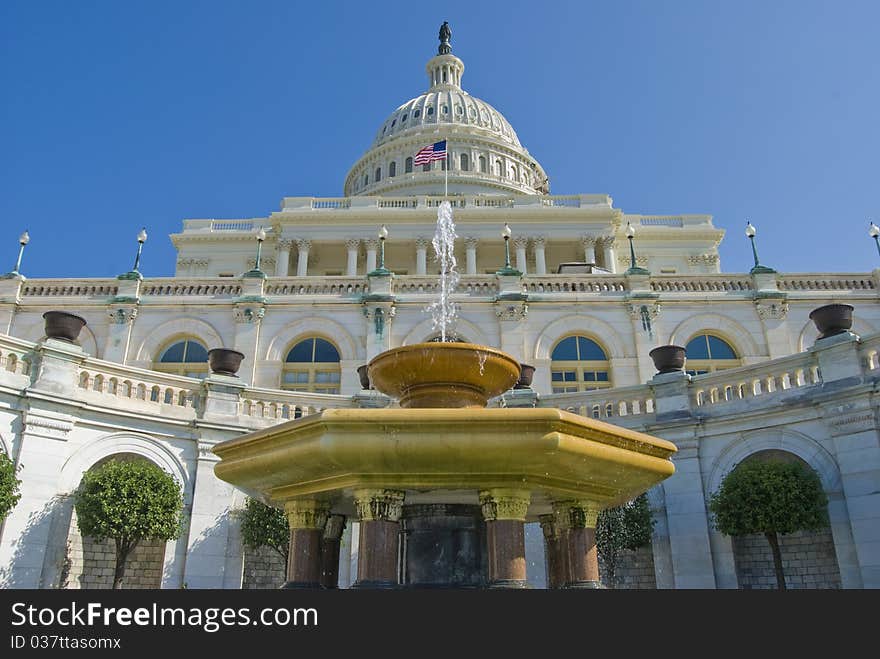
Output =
[
  {"x1": 207, "y1": 348, "x2": 245, "y2": 377},
  {"x1": 514, "y1": 363, "x2": 535, "y2": 389},
  {"x1": 43, "y1": 311, "x2": 87, "y2": 343},
  {"x1": 649, "y1": 345, "x2": 687, "y2": 374},
  {"x1": 357, "y1": 364, "x2": 371, "y2": 390},
  {"x1": 809, "y1": 304, "x2": 854, "y2": 340}
]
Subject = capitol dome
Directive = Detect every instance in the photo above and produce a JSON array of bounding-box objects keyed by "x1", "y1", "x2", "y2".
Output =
[{"x1": 343, "y1": 23, "x2": 549, "y2": 197}]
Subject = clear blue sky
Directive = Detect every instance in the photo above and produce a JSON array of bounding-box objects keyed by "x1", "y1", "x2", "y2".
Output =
[{"x1": 1, "y1": 1, "x2": 878, "y2": 278}]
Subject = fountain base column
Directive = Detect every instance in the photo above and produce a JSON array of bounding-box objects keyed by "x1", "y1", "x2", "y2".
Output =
[
  {"x1": 479, "y1": 489, "x2": 530, "y2": 588},
  {"x1": 320, "y1": 515, "x2": 346, "y2": 589},
  {"x1": 539, "y1": 512, "x2": 570, "y2": 589},
  {"x1": 352, "y1": 489, "x2": 405, "y2": 589},
  {"x1": 558, "y1": 501, "x2": 603, "y2": 589},
  {"x1": 282, "y1": 500, "x2": 329, "y2": 589}
]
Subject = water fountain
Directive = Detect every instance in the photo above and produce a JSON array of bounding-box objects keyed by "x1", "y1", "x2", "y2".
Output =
[{"x1": 212, "y1": 202, "x2": 677, "y2": 588}]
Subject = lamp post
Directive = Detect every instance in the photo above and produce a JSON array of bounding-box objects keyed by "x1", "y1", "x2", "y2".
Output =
[
  {"x1": 496, "y1": 223, "x2": 522, "y2": 276},
  {"x1": 869, "y1": 221, "x2": 880, "y2": 258},
  {"x1": 254, "y1": 228, "x2": 266, "y2": 271},
  {"x1": 745, "y1": 221, "x2": 776, "y2": 274},
  {"x1": 10, "y1": 230, "x2": 29, "y2": 276},
  {"x1": 624, "y1": 222, "x2": 650, "y2": 275},
  {"x1": 132, "y1": 228, "x2": 147, "y2": 272},
  {"x1": 369, "y1": 225, "x2": 392, "y2": 276}
]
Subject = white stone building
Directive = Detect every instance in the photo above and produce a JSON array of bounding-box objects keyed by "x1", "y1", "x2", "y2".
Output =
[{"x1": 0, "y1": 27, "x2": 877, "y2": 589}]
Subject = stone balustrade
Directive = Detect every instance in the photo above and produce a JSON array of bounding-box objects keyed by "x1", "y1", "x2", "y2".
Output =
[
  {"x1": 280, "y1": 194, "x2": 614, "y2": 211},
  {"x1": 539, "y1": 384, "x2": 656, "y2": 422}
]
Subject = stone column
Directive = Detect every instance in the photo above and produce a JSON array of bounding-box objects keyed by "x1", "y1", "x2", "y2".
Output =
[
  {"x1": 581, "y1": 235, "x2": 597, "y2": 265},
  {"x1": 415, "y1": 237, "x2": 429, "y2": 275},
  {"x1": 532, "y1": 236, "x2": 547, "y2": 275},
  {"x1": 557, "y1": 500, "x2": 601, "y2": 588},
  {"x1": 275, "y1": 239, "x2": 293, "y2": 277},
  {"x1": 600, "y1": 236, "x2": 617, "y2": 273},
  {"x1": 479, "y1": 488, "x2": 530, "y2": 588},
  {"x1": 364, "y1": 239, "x2": 378, "y2": 273},
  {"x1": 345, "y1": 239, "x2": 360, "y2": 276},
  {"x1": 295, "y1": 239, "x2": 311, "y2": 277},
  {"x1": 538, "y1": 513, "x2": 569, "y2": 589},
  {"x1": 514, "y1": 236, "x2": 528, "y2": 275},
  {"x1": 464, "y1": 237, "x2": 478, "y2": 275},
  {"x1": 320, "y1": 515, "x2": 346, "y2": 589},
  {"x1": 282, "y1": 500, "x2": 330, "y2": 589},
  {"x1": 352, "y1": 489, "x2": 405, "y2": 588}
]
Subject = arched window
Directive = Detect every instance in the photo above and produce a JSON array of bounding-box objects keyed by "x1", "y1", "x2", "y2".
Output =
[
  {"x1": 389, "y1": 161, "x2": 396, "y2": 177},
  {"x1": 155, "y1": 338, "x2": 209, "y2": 378},
  {"x1": 427, "y1": 106, "x2": 434, "y2": 116},
  {"x1": 364, "y1": 174, "x2": 368, "y2": 187},
  {"x1": 405, "y1": 157, "x2": 413, "y2": 173},
  {"x1": 283, "y1": 338, "x2": 341, "y2": 393},
  {"x1": 495, "y1": 160, "x2": 503, "y2": 176},
  {"x1": 550, "y1": 336, "x2": 610, "y2": 393},
  {"x1": 460, "y1": 153, "x2": 469, "y2": 171},
  {"x1": 685, "y1": 333, "x2": 740, "y2": 375},
  {"x1": 479, "y1": 156, "x2": 487, "y2": 173},
  {"x1": 423, "y1": 163, "x2": 431, "y2": 172},
  {"x1": 375, "y1": 167, "x2": 381, "y2": 182}
]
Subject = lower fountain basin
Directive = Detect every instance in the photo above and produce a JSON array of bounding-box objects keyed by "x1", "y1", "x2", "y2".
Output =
[{"x1": 213, "y1": 407, "x2": 676, "y2": 512}]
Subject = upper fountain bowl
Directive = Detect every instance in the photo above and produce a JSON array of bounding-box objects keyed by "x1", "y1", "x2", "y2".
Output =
[{"x1": 368, "y1": 343, "x2": 521, "y2": 408}]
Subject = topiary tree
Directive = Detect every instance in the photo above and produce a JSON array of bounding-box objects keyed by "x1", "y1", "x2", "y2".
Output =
[
  {"x1": 240, "y1": 497, "x2": 289, "y2": 565},
  {"x1": 0, "y1": 450, "x2": 21, "y2": 523},
  {"x1": 596, "y1": 492, "x2": 655, "y2": 588},
  {"x1": 73, "y1": 459, "x2": 183, "y2": 589},
  {"x1": 708, "y1": 459, "x2": 829, "y2": 590}
]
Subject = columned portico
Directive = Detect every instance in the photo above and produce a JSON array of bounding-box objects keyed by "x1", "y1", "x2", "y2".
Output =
[
  {"x1": 295, "y1": 239, "x2": 311, "y2": 277},
  {"x1": 345, "y1": 239, "x2": 360, "y2": 276}
]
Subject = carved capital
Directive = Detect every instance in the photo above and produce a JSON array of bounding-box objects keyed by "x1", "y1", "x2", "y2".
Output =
[
  {"x1": 353, "y1": 489, "x2": 405, "y2": 522},
  {"x1": 531, "y1": 235, "x2": 546, "y2": 249},
  {"x1": 233, "y1": 304, "x2": 265, "y2": 324},
  {"x1": 464, "y1": 236, "x2": 479, "y2": 250},
  {"x1": 296, "y1": 239, "x2": 312, "y2": 252},
  {"x1": 580, "y1": 234, "x2": 598, "y2": 248},
  {"x1": 755, "y1": 299, "x2": 789, "y2": 320},
  {"x1": 277, "y1": 239, "x2": 294, "y2": 250},
  {"x1": 495, "y1": 301, "x2": 528, "y2": 321},
  {"x1": 107, "y1": 306, "x2": 138, "y2": 325},
  {"x1": 345, "y1": 238, "x2": 361, "y2": 251},
  {"x1": 479, "y1": 488, "x2": 530, "y2": 521},
  {"x1": 553, "y1": 500, "x2": 600, "y2": 529},
  {"x1": 597, "y1": 235, "x2": 616, "y2": 248},
  {"x1": 284, "y1": 499, "x2": 330, "y2": 530},
  {"x1": 364, "y1": 238, "x2": 380, "y2": 251},
  {"x1": 415, "y1": 236, "x2": 431, "y2": 250},
  {"x1": 513, "y1": 236, "x2": 529, "y2": 250}
]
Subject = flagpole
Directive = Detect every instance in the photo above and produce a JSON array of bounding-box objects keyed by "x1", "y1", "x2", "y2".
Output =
[{"x1": 444, "y1": 140, "x2": 448, "y2": 198}]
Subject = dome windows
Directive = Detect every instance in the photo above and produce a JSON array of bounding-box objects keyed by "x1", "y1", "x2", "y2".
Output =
[
  {"x1": 405, "y1": 157, "x2": 413, "y2": 173},
  {"x1": 375, "y1": 167, "x2": 382, "y2": 182},
  {"x1": 460, "y1": 153, "x2": 469, "y2": 171},
  {"x1": 402, "y1": 113, "x2": 408, "y2": 122},
  {"x1": 427, "y1": 106, "x2": 434, "y2": 116},
  {"x1": 414, "y1": 108, "x2": 421, "y2": 118},
  {"x1": 456, "y1": 105, "x2": 463, "y2": 115},
  {"x1": 389, "y1": 161, "x2": 396, "y2": 177},
  {"x1": 441, "y1": 104, "x2": 448, "y2": 115},
  {"x1": 391, "y1": 119, "x2": 396, "y2": 127}
]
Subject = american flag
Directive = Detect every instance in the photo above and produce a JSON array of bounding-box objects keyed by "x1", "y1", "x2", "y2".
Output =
[{"x1": 413, "y1": 140, "x2": 447, "y2": 166}]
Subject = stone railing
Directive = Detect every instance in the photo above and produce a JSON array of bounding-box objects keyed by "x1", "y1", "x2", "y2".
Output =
[
  {"x1": 649, "y1": 275, "x2": 754, "y2": 293},
  {"x1": 0, "y1": 335, "x2": 37, "y2": 386},
  {"x1": 140, "y1": 279, "x2": 243, "y2": 297},
  {"x1": 239, "y1": 387, "x2": 351, "y2": 423},
  {"x1": 538, "y1": 384, "x2": 656, "y2": 420},
  {"x1": 76, "y1": 358, "x2": 203, "y2": 416},
  {"x1": 394, "y1": 275, "x2": 498, "y2": 296},
  {"x1": 690, "y1": 352, "x2": 821, "y2": 409},
  {"x1": 777, "y1": 274, "x2": 876, "y2": 292},
  {"x1": 523, "y1": 275, "x2": 628, "y2": 293},
  {"x1": 264, "y1": 277, "x2": 367, "y2": 297},
  {"x1": 20, "y1": 279, "x2": 120, "y2": 298},
  {"x1": 279, "y1": 194, "x2": 614, "y2": 212},
  {"x1": 181, "y1": 219, "x2": 271, "y2": 232}
]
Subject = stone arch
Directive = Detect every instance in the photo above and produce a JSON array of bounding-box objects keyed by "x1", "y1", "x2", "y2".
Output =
[
  {"x1": 401, "y1": 317, "x2": 488, "y2": 346},
  {"x1": 132, "y1": 317, "x2": 224, "y2": 364},
  {"x1": 706, "y1": 428, "x2": 841, "y2": 497},
  {"x1": 667, "y1": 313, "x2": 761, "y2": 358},
  {"x1": 264, "y1": 317, "x2": 359, "y2": 362},
  {"x1": 797, "y1": 316, "x2": 875, "y2": 352},
  {"x1": 58, "y1": 432, "x2": 190, "y2": 496},
  {"x1": 534, "y1": 314, "x2": 630, "y2": 361}
]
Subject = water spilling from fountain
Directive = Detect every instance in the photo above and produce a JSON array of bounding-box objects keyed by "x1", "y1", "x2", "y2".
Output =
[{"x1": 426, "y1": 201, "x2": 459, "y2": 342}]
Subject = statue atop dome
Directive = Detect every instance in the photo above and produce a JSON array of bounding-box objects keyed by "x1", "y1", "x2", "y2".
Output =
[{"x1": 438, "y1": 21, "x2": 452, "y2": 55}]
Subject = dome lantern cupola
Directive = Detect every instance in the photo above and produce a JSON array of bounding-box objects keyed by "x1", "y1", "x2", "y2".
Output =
[{"x1": 426, "y1": 21, "x2": 464, "y2": 92}]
